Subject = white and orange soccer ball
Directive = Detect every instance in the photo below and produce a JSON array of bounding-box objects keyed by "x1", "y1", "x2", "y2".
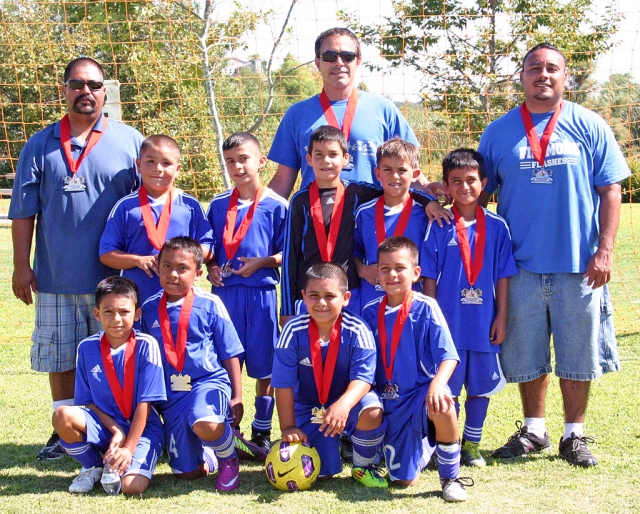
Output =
[{"x1": 264, "y1": 440, "x2": 321, "y2": 491}]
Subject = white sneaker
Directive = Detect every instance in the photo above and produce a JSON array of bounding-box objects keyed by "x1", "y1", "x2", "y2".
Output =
[
  {"x1": 69, "y1": 466, "x2": 103, "y2": 493},
  {"x1": 440, "y1": 477, "x2": 473, "y2": 502}
]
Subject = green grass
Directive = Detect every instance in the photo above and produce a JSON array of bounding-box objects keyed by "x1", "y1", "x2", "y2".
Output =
[{"x1": 0, "y1": 206, "x2": 639, "y2": 513}]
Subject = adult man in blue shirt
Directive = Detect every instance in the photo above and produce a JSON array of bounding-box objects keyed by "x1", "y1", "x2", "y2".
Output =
[
  {"x1": 9, "y1": 57, "x2": 144, "y2": 460},
  {"x1": 478, "y1": 43, "x2": 630, "y2": 467}
]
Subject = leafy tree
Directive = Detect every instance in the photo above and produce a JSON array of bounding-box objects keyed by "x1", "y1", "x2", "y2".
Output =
[{"x1": 339, "y1": 0, "x2": 621, "y2": 135}]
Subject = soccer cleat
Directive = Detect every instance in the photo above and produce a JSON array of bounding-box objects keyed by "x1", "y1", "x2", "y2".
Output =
[
  {"x1": 491, "y1": 420, "x2": 551, "y2": 459},
  {"x1": 37, "y1": 431, "x2": 66, "y2": 460},
  {"x1": 216, "y1": 457, "x2": 240, "y2": 492},
  {"x1": 352, "y1": 465, "x2": 388, "y2": 488},
  {"x1": 68, "y1": 466, "x2": 103, "y2": 494},
  {"x1": 440, "y1": 477, "x2": 473, "y2": 502},
  {"x1": 558, "y1": 433, "x2": 598, "y2": 467},
  {"x1": 461, "y1": 439, "x2": 486, "y2": 467},
  {"x1": 249, "y1": 430, "x2": 272, "y2": 455},
  {"x1": 233, "y1": 428, "x2": 267, "y2": 461}
]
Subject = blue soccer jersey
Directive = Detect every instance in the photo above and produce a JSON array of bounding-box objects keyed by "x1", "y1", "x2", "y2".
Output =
[
  {"x1": 420, "y1": 208, "x2": 518, "y2": 353},
  {"x1": 74, "y1": 330, "x2": 166, "y2": 429},
  {"x1": 206, "y1": 187, "x2": 288, "y2": 288},
  {"x1": 272, "y1": 310, "x2": 377, "y2": 415},
  {"x1": 100, "y1": 189, "x2": 215, "y2": 302},
  {"x1": 354, "y1": 198, "x2": 429, "y2": 310},
  {"x1": 140, "y1": 288, "x2": 244, "y2": 411}
]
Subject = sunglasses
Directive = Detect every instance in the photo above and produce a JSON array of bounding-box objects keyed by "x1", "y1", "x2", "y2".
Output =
[
  {"x1": 65, "y1": 79, "x2": 104, "y2": 91},
  {"x1": 319, "y1": 51, "x2": 359, "y2": 63}
]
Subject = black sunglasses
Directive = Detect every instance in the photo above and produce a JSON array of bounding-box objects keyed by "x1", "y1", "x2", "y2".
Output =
[
  {"x1": 65, "y1": 79, "x2": 104, "y2": 91},
  {"x1": 319, "y1": 51, "x2": 359, "y2": 63}
]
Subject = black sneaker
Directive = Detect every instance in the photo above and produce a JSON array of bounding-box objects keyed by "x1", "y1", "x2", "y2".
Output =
[
  {"x1": 558, "y1": 433, "x2": 598, "y2": 467},
  {"x1": 492, "y1": 421, "x2": 551, "y2": 459},
  {"x1": 249, "y1": 430, "x2": 272, "y2": 455},
  {"x1": 340, "y1": 433, "x2": 353, "y2": 463},
  {"x1": 37, "y1": 431, "x2": 66, "y2": 460}
]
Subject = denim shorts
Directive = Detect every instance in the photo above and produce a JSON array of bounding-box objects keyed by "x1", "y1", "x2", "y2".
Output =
[
  {"x1": 500, "y1": 268, "x2": 620, "y2": 382},
  {"x1": 31, "y1": 293, "x2": 101, "y2": 373}
]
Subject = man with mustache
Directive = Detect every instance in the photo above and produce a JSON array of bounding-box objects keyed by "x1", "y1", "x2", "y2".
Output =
[
  {"x1": 478, "y1": 43, "x2": 630, "y2": 467},
  {"x1": 9, "y1": 57, "x2": 144, "y2": 460}
]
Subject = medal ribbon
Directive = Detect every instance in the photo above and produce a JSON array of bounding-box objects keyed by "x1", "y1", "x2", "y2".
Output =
[
  {"x1": 159, "y1": 288, "x2": 194, "y2": 373},
  {"x1": 308, "y1": 315, "x2": 342, "y2": 406},
  {"x1": 377, "y1": 292, "x2": 413, "y2": 384},
  {"x1": 138, "y1": 185, "x2": 174, "y2": 251},
  {"x1": 375, "y1": 196, "x2": 414, "y2": 247},
  {"x1": 100, "y1": 330, "x2": 137, "y2": 420},
  {"x1": 222, "y1": 186, "x2": 263, "y2": 261},
  {"x1": 319, "y1": 88, "x2": 358, "y2": 140},
  {"x1": 453, "y1": 205, "x2": 486, "y2": 286},
  {"x1": 520, "y1": 101, "x2": 563, "y2": 167},
  {"x1": 60, "y1": 114, "x2": 108, "y2": 174},
  {"x1": 309, "y1": 181, "x2": 346, "y2": 262}
]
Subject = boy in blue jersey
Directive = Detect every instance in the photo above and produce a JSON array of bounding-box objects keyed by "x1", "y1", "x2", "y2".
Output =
[
  {"x1": 421, "y1": 149, "x2": 518, "y2": 467},
  {"x1": 354, "y1": 138, "x2": 431, "y2": 311},
  {"x1": 140, "y1": 236, "x2": 244, "y2": 492},
  {"x1": 281, "y1": 126, "x2": 445, "y2": 324},
  {"x1": 52, "y1": 276, "x2": 166, "y2": 495},
  {"x1": 272, "y1": 263, "x2": 388, "y2": 488},
  {"x1": 206, "y1": 132, "x2": 288, "y2": 458},
  {"x1": 100, "y1": 135, "x2": 214, "y2": 303},
  {"x1": 362, "y1": 237, "x2": 470, "y2": 502}
]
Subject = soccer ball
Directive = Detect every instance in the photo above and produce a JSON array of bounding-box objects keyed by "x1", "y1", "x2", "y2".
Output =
[{"x1": 264, "y1": 440, "x2": 321, "y2": 491}]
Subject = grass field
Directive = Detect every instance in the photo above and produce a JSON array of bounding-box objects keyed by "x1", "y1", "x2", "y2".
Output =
[{"x1": 0, "y1": 204, "x2": 638, "y2": 513}]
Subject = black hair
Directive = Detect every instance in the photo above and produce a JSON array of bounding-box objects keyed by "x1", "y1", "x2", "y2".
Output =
[
  {"x1": 377, "y1": 236, "x2": 419, "y2": 267},
  {"x1": 158, "y1": 236, "x2": 203, "y2": 268},
  {"x1": 522, "y1": 43, "x2": 567, "y2": 68},
  {"x1": 222, "y1": 132, "x2": 262, "y2": 154},
  {"x1": 315, "y1": 27, "x2": 360, "y2": 57},
  {"x1": 308, "y1": 125, "x2": 348, "y2": 155},
  {"x1": 376, "y1": 137, "x2": 420, "y2": 169},
  {"x1": 140, "y1": 134, "x2": 181, "y2": 156},
  {"x1": 64, "y1": 57, "x2": 105, "y2": 83},
  {"x1": 441, "y1": 148, "x2": 486, "y2": 183},
  {"x1": 95, "y1": 276, "x2": 140, "y2": 310},
  {"x1": 303, "y1": 262, "x2": 348, "y2": 293}
]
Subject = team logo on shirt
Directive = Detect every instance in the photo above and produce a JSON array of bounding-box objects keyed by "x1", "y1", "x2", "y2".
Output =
[
  {"x1": 461, "y1": 287, "x2": 483, "y2": 304},
  {"x1": 326, "y1": 197, "x2": 334, "y2": 205},
  {"x1": 447, "y1": 237, "x2": 458, "y2": 246},
  {"x1": 91, "y1": 364, "x2": 102, "y2": 374},
  {"x1": 299, "y1": 357, "x2": 312, "y2": 367},
  {"x1": 151, "y1": 319, "x2": 160, "y2": 329}
]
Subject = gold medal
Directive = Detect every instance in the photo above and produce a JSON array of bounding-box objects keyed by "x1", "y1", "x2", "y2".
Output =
[{"x1": 170, "y1": 373, "x2": 192, "y2": 391}]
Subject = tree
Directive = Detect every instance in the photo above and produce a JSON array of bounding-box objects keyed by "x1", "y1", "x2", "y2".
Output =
[{"x1": 339, "y1": 0, "x2": 621, "y2": 134}]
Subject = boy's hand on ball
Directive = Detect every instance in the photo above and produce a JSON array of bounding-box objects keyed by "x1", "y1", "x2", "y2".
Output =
[{"x1": 282, "y1": 426, "x2": 307, "y2": 443}]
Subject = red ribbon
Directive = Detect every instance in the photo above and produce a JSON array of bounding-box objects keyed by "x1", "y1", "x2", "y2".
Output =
[
  {"x1": 100, "y1": 330, "x2": 137, "y2": 420},
  {"x1": 319, "y1": 88, "x2": 358, "y2": 140},
  {"x1": 377, "y1": 292, "x2": 413, "y2": 384},
  {"x1": 138, "y1": 185, "x2": 173, "y2": 251},
  {"x1": 309, "y1": 181, "x2": 345, "y2": 262},
  {"x1": 60, "y1": 114, "x2": 108, "y2": 174},
  {"x1": 520, "y1": 101, "x2": 563, "y2": 167},
  {"x1": 453, "y1": 205, "x2": 486, "y2": 287},
  {"x1": 159, "y1": 288, "x2": 194, "y2": 373},
  {"x1": 375, "y1": 196, "x2": 413, "y2": 247},
  {"x1": 308, "y1": 315, "x2": 342, "y2": 406},
  {"x1": 222, "y1": 186, "x2": 263, "y2": 261}
]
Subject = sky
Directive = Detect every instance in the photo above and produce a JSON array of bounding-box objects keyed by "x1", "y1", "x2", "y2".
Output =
[{"x1": 221, "y1": 0, "x2": 640, "y2": 101}]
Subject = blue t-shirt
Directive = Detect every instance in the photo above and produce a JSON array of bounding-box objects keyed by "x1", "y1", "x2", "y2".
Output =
[
  {"x1": 140, "y1": 288, "x2": 244, "y2": 411},
  {"x1": 478, "y1": 101, "x2": 631, "y2": 273},
  {"x1": 100, "y1": 189, "x2": 215, "y2": 302},
  {"x1": 272, "y1": 310, "x2": 377, "y2": 415},
  {"x1": 362, "y1": 293, "x2": 459, "y2": 410},
  {"x1": 420, "y1": 208, "x2": 518, "y2": 353},
  {"x1": 362, "y1": 292, "x2": 460, "y2": 412},
  {"x1": 268, "y1": 91, "x2": 419, "y2": 188},
  {"x1": 9, "y1": 114, "x2": 143, "y2": 294},
  {"x1": 354, "y1": 198, "x2": 429, "y2": 309},
  {"x1": 74, "y1": 330, "x2": 166, "y2": 430},
  {"x1": 206, "y1": 187, "x2": 288, "y2": 288}
]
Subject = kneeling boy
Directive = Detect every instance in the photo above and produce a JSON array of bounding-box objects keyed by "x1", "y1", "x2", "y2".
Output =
[
  {"x1": 272, "y1": 263, "x2": 387, "y2": 487},
  {"x1": 53, "y1": 276, "x2": 166, "y2": 495},
  {"x1": 362, "y1": 236, "x2": 471, "y2": 502}
]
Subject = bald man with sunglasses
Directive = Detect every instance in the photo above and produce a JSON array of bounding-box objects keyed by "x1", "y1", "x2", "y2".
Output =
[
  {"x1": 268, "y1": 28, "x2": 439, "y2": 199},
  {"x1": 9, "y1": 57, "x2": 144, "y2": 461}
]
